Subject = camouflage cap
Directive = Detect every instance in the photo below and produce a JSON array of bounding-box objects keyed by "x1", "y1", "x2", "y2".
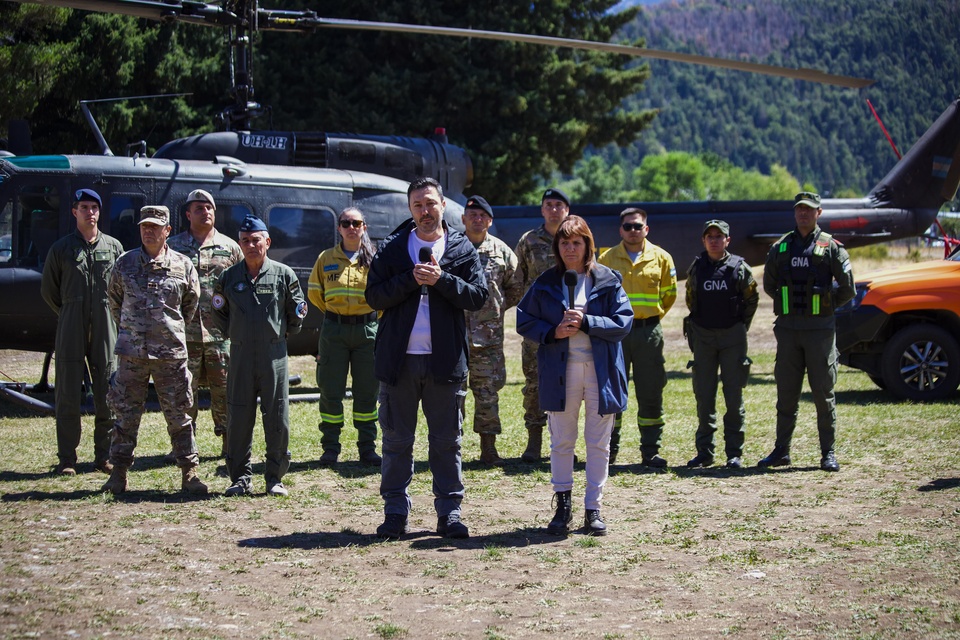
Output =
[
  {"x1": 186, "y1": 189, "x2": 216, "y2": 209},
  {"x1": 464, "y1": 195, "x2": 493, "y2": 218},
  {"x1": 794, "y1": 191, "x2": 821, "y2": 209},
  {"x1": 139, "y1": 205, "x2": 170, "y2": 226},
  {"x1": 702, "y1": 219, "x2": 730, "y2": 236}
]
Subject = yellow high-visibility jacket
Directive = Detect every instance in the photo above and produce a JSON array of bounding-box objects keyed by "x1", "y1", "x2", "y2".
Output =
[{"x1": 597, "y1": 241, "x2": 677, "y2": 320}]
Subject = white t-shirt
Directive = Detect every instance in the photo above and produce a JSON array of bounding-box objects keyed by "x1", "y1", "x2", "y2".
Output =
[
  {"x1": 406, "y1": 231, "x2": 446, "y2": 354},
  {"x1": 567, "y1": 272, "x2": 593, "y2": 363}
]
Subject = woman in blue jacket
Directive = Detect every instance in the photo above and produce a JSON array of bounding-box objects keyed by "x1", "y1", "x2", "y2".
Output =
[{"x1": 517, "y1": 215, "x2": 633, "y2": 536}]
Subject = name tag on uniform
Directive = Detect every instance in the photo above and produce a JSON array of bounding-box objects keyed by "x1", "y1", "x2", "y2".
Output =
[
  {"x1": 256, "y1": 283, "x2": 273, "y2": 295},
  {"x1": 94, "y1": 250, "x2": 113, "y2": 261},
  {"x1": 213, "y1": 249, "x2": 232, "y2": 257},
  {"x1": 323, "y1": 264, "x2": 338, "y2": 272}
]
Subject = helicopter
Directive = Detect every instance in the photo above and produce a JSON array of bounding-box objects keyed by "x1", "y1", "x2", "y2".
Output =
[{"x1": 1, "y1": 0, "x2": 956, "y2": 411}]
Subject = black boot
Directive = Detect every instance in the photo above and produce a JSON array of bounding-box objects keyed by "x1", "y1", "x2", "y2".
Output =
[{"x1": 546, "y1": 490, "x2": 572, "y2": 535}]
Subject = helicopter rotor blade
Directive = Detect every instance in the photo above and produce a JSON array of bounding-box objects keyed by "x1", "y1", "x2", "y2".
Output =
[
  {"x1": 298, "y1": 17, "x2": 874, "y2": 90},
  {"x1": 5, "y1": 0, "x2": 874, "y2": 89}
]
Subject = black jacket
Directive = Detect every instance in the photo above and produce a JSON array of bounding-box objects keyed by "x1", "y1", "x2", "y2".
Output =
[{"x1": 365, "y1": 220, "x2": 488, "y2": 385}]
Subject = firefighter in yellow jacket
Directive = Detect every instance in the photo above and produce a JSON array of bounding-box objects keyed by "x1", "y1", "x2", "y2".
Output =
[
  {"x1": 307, "y1": 207, "x2": 382, "y2": 467},
  {"x1": 597, "y1": 207, "x2": 677, "y2": 467}
]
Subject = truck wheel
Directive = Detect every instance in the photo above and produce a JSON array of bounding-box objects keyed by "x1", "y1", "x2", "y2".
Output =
[{"x1": 880, "y1": 324, "x2": 960, "y2": 401}]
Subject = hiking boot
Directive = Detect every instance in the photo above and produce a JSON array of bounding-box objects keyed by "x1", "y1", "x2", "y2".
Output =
[
  {"x1": 820, "y1": 451, "x2": 840, "y2": 472},
  {"x1": 224, "y1": 481, "x2": 251, "y2": 497},
  {"x1": 55, "y1": 462, "x2": 77, "y2": 476},
  {"x1": 584, "y1": 509, "x2": 608, "y2": 536},
  {"x1": 181, "y1": 466, "x2": 209, "y2": 495},
  {"x1": 267, "y1": 482, "x2": 289, "y2": 496},
  {"x1": 94, "y1": 459, "x2": 113, "y2": 474},
  {"x1": 318, "y1": 450, "x2": 338, "y2": 467},
  {"x1": 359, "y1": 450, "x2": 382, "y2": 467},
  {"x1": 546, "y1": 490, "x2": 573, "y2": 535},
  {"x1": 101, "y1": 465, "x2": 128, "y2": 495},
  {"x1": 641, "y1": 454, "x2": 668, "y2": 468},
  {"x1": 376, "y1": 513, "x2": 408, "y2": 540},
  {"x1": 521, "y1": 427, "x2": 543, "y2": 463},
  {"x1": 479, "y1": 433, "x2": 503, "y2": 465},
  {"x1": 726, "y1": 457, "x2": 743, "y2": 469},
  {"x1": 757, "y1": 448, "x2": 791, "y2": 468},
  {"x1": 686, "y1": 453, "x2": 714, "y2": 468},
  {"x1": 437, "y1": 513, "x2": 470, "y2": 539}
]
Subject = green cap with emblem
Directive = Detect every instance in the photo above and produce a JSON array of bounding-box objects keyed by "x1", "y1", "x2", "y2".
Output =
[{"x1": 794, "y1": 191, "x2": 821, "y2": 208}]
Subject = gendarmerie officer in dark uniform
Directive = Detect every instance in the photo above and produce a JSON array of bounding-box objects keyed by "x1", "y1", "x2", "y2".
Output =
[
  {"x1": 759, "y1": 192, "x2": 855, "y2": 472},
  {"x1": 683, "y1": 220, "x2": 758, "y2": 469},
  {"x1": 212, "y1": 215, "x2": 307, "y2": 496}
]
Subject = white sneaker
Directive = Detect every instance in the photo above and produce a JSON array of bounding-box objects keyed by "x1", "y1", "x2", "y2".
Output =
[{"x1": 267, "y1": 482, "x2": 288, "y2": 496}]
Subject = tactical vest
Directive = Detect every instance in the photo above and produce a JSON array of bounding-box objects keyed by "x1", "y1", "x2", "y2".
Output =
[
  {"x1": 774, "y1": 230, "x2": 835, "y2": 316},
  {"x1": 690, "y1": 254, "x2": 744, "y2": 329}
]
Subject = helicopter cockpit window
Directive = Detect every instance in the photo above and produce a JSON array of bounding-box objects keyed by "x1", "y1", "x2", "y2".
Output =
[
  {"x1": 16, "y1": 185, "x2": 60, "y2": 268},
  {"x1": 217, "y1": 203, "x2": 255, "y2": 240},
  {"x1": 265, "y1": 206, "x2": 336, "y2": 274},
  {"x1": 108, "y1": 194, "x2": 146, "y2": 251}
]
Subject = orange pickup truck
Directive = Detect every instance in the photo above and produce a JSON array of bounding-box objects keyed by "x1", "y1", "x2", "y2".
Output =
[{"x1": 836, "y1": 246, "x2": 960, "y2": 400}]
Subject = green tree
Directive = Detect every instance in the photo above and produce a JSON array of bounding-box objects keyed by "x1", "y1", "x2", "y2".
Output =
[
  {"x1": 258, "y1": 0, "x2": 656, "y2": 202},
  {"x1": 628, "y1": 151, "x2": 707, "y2": 201},
  {"x1": 1, "y1": 6, "x2": 224, "y2": 155}
]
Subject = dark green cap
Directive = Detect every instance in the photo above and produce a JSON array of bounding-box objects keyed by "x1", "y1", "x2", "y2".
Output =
[
  {"x1": 794, "y1": 191, "x2": 821, "y2": 208},
  {"x1": 702, "y1": 219, "x2": 730, "y2": 236}
]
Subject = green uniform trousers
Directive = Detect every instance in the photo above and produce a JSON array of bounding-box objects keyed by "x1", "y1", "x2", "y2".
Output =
[
  {"x1": 226, "y1": 341, "x2": 291, "y2": 488},
  {"x1": 689, "y1": 322, "x2": 749, "y2": 459},
  {"x1": 186, "y1": 340, "x2": 230, "y2": 437},
  {"x1": 316, "y1": 318, "x2": 378, "y2": 455},
  {"x1": 521, "y1": 337, "x2": 547, "y2": 431},
  {"x1": 773, "y1": 324, "x2": 838, "y2": 454},
  {"x1": 612, "y1": 320, "x2": 667, "y2": 459}
]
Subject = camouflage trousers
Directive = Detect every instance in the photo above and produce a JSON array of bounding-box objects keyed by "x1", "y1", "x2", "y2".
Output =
[
  {"x1": 521, "y1": 338, "x2": 547, "y2": 430},
  {"x1": 465, "y1": 344, "x2": 506, "y2": 435},
  {"x1": 187, "y1": 340, "x2": 229, "y2": 436},
  {"x1": 107, "y1": 355, "x2": 198, "y2": 468}
]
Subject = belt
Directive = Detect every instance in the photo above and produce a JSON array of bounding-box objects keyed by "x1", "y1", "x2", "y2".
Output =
[
  {"x1": 324, "y1": 311, "x2": 377, "y2": 325},
  {"x1": 633, "y1": 315, "x2": 660, "y2": 328}
]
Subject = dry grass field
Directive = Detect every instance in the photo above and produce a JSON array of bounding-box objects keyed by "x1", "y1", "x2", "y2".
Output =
[{"x1": 0, "y1": 243, "x2": 957, "y2": 639}]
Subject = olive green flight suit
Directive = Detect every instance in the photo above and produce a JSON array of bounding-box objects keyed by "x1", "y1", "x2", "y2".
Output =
[
  {"x1": 213, "y1": 257, "x2": 306, "y2": 490},
  {"x1": 41, "y1": 230, "x2": 124, "y2": 467}
]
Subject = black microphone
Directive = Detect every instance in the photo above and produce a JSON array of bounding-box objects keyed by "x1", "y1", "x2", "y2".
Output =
[
  {"x1": 563, "y1": 269, "x2": 578, "y2": 310},
  {"x1": 418, "y1": 247, "x2": 432, "y2": 296}
]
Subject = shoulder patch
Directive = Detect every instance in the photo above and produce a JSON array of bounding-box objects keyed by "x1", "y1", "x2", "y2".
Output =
[
  {"x1": 211, "y1": 293, "x2": 226, "y2": 310},
  {"x1": 296, "y1": 301, "x2": 308, "y2": 318}
]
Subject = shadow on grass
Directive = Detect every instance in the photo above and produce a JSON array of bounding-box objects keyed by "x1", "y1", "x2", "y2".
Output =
[
  {"x1": 1, "y1": 488, "x2": 217, "y2": 502},
  {"x1": 237, "y1": 526, "x2": 571, "y2": 550},
  {"x1": 917, "y1": 478, "x2": 960, "y2": 492}
]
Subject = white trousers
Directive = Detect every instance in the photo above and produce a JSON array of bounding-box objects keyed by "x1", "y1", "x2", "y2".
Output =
[{"x1": 547, "y1": 360, "x2": 615, "y2": 510}]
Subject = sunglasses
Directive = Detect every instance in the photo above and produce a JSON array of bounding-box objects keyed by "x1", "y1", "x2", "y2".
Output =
[
  {"x1": 338, "y1": 219, "x2": 364, "y2": 229},
  {"x1": 621, "y1": 223, "x2": 645, "y2": 232}
]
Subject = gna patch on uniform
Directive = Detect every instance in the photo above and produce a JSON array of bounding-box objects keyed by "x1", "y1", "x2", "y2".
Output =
[
  {"x1": 296, "y1": 301, "x2": 308, "y2": 318},
  {"x1": 323, "y1": 264, "x2": 338, "y2": 272},
  {"x1": 212, "y1": 293, "x2": 226, "y2": 310}
]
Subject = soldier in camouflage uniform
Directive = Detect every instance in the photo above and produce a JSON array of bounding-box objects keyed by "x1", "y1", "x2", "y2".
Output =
[
  {"x1": 41, "y1": 188, "x2": 124, "y2": 476},
  {"x1": 168, "y1": 189, "x2": 242, "y2": 459},
  {"x1": 101, "y1": 205, "x2": 207, "y2": 495},
  {"x1": 213, "y1": 215, "x2": 307, "y2": 497},
  {"x1": 461, "y1": 196, "x2": 524, "y2": 464},
  {"x1": 514, "y1": 188, "x2": 570, "y2": 462}
]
